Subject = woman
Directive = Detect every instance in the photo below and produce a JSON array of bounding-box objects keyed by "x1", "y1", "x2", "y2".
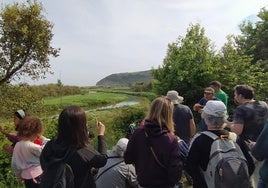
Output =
[
  {"x1": 124, "y1": 97, "x2": 183, "y2": 188},
  {"x1": 0, "y1": 109, "x2": 26, "y2": 154},
  {"x1": 40, "y1": 105, "x2": 107, "y2": 188}
]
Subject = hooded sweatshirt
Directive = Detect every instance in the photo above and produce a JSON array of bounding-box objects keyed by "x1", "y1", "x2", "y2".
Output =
[{"x1": 124, "y1": 119, "x2": 183, "y2": 188}]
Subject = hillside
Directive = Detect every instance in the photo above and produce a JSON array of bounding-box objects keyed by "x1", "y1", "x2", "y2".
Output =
[{"x1": 96, "y1": 70, "x2": 152, "y2": 86}]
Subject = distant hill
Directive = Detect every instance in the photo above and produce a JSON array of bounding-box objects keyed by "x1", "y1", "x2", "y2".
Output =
[{"x1": 96, "y1": 70, "x2": 152, "y2": 86}]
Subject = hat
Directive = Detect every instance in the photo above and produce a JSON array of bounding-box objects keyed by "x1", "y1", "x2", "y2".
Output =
[
  {"x1": 116, "y1": 138, "x2": 129, "y2": 152},
  {"x1": 15, "y1": 109, "x2": 25, "y2": 119},
  {"x1": 166, "y1": 90, "x2": 184, "y2": 104},
  {"x1": 203, "y1": 100, "x2": 227, "y2": 117},
  {"x1": 204, "y1": 87, "x2": 215, "y2": 94}
]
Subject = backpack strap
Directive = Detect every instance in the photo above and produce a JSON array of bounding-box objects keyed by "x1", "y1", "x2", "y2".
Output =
[
  {"x1": 201, "y1": 131, "x2": 237, "y2": 142},
  {"x1": 144, "y1": 130, "x2": 167, "y2": 169},
  {"x1": 201, "y1": 131, "x2": 220, "y2": 140}
]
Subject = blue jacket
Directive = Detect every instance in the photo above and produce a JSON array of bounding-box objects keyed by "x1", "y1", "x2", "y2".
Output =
[
  {"x1": 124, "y1": 119, "x2": 183, "y2": 188},
  {"x1": 252, "y1": 120, "x2": 268, "y2": 183}
]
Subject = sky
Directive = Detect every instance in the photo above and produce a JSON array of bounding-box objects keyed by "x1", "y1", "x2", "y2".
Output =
[{"x1": 1, "y1": 0, "x2": 268, "y2": 86}]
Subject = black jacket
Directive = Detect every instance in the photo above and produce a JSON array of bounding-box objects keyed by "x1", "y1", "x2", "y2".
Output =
[{"x1": 40, "y1": 136, "x2": 107, "y2": 188}]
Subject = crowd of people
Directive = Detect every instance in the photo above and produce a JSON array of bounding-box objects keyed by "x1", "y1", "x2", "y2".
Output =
[{"x1": 0, "y1": 81, "x2": 267, "y2": 188}]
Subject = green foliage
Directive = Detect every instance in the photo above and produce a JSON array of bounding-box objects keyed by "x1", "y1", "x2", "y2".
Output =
[
  {"x1": 152, "y1": 23, "x2": 217, "y2": 108},
  {"x1": 0, "y1": 0, "x2": 60, "y2": 85},
  {"x1": 218, "y1": 36, "x2": 268, "y2": 102},
  {"x1": 236, "y1": 8, "x2": 268, "y2": 67},
  {"x1": 0, "y1": 84, "x2": 44, "y2": 118},
  {"x1": 152, "y1": 22, "x2": 268, "y2": 121},
  {"x1": 112, "y1": 105, "x2": 148, "y2": 139},
  {"x1": 30, "y1": 84, "x2": 82, "y2": 98},
  {"x1": 0, "y1": 150, "x2": 21, "y2": 187}
]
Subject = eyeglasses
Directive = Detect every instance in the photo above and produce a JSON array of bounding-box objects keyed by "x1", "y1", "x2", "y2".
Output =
[{"x1": 204, "y1": 92, "x2": 213, "y2": 95}]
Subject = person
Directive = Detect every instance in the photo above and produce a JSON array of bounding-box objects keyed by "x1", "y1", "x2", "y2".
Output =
[
  {"x1": 11, "y1": 116, "x2": 44, "y2": 188},
  {"x1": 251, "y1": 120, "x2": 268, "y2": 188},
  {"x1": 186, "y1": 100, "x2": 255, "y2": 188},
  {"x1": 193, "y1": 87, "x2": 219, "y2": 131},
  {"x1": 0, "y1": 110, "x2": 48, "y2": 154},
  {"x1": 226, "y1": 84, "x2": 268, "y2": 188},
  {"x1": 166, "y1": 90, "x2": 196, "y2": 145},
  {"x1": 96, "y1": 138, "x2": 138, "y2": 188},
  {"x1": 0, "y1": 109, "x2": 26, "y2": 154},
  {"x1": 124, "y1": 96, "x2": 183, "y2": 188},
  {"x1": 40, "y1": 105, "x2": 107, "y2": 188},
  {"x1": 166, "y1": 90, "x2": 195, "y2": 186},
  {"x1": 209, "y1": 81, "x2": 228, "y2": 108}
]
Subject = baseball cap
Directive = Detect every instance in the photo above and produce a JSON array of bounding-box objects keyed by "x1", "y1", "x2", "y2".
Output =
[{"x1": 203, "y1": 100, "x2": 227, "y2": 117}]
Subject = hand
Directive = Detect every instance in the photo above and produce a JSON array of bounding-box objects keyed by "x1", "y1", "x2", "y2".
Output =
[{"x1": 96, "y1": 121, "x2": 105, "y2": 136}]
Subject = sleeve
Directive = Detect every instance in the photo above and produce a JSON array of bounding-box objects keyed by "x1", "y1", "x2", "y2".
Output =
[
  {"x1": 6, "y1": 133, "x2": 20, "y2": 145},
  {"x1": 167, "y1": 139, "x2": 183, "y2": 185},
  {"x1": 236, "y1": 136, "x2": 255, "y2": 175},
  {"x1": 30, "y1": 143, "x2": 43, "y2": 157},
  {"x1": 252, "y1": 121, "x2": 268, "y2": 161},
  {"x1": 90, "y1": 135, "x2": 108, "y2": 169},
  {"x1": 233, "y1": 106, "x2": 245, "y2": 124},
  {"x1": 97, "y1": 135, "x2": 107, "y2": 155},
  {"x1": 127, "y1": 165, "x2": 138, "y2": 188},
  {"x1": 124, "y1": 130, "x2": 138, "y2": 164},
  {"x1": 185, "y1": 135, "x2": 208, "y2": 188}
]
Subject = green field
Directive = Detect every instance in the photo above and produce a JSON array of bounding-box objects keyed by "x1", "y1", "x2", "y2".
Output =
[{"x1": 44, "y1": 92, "x2": 127, "y2": 107}]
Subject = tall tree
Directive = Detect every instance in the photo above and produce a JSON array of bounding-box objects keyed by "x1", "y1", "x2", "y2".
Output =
[
  {"x1": 235, "y1": 8, "x2": 268, "y2": 70},
  {"x1": 152, "y1": 23, "x2": 217, "y2": 105},
  {"x1": 0, "y1": 0, "x2": 60, "y2": 85},
  {"x1": 217, "y1": 36, "x2": 268, "y2": 106}
]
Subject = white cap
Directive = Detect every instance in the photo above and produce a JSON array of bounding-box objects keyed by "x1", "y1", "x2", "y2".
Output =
[{"x1": 203, "y1": 100, "x2": 227, "y2": 117}]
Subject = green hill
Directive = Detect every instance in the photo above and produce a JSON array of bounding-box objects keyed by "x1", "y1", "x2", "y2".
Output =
[{"x1": 96, "y1": 70, "x2": 152, "y2": 86}]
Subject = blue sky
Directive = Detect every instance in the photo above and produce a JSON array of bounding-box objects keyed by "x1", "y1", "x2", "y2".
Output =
[{"x1": 1, "y1": 0, "x2": 268, "y2": 86}]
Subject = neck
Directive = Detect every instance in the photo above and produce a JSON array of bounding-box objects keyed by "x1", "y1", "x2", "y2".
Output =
[{"x1": 241, "y1": 99, "x2": 254, "y2": 104}]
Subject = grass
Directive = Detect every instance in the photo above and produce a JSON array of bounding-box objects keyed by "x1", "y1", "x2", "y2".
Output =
[{"x1": 44, "y1": 92, "x2": 127, "y2": 107}]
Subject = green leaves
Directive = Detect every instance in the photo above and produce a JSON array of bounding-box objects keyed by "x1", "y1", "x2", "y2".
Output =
[{"x1": 0, "y1": 0, "x2": 60, "y2": 85}]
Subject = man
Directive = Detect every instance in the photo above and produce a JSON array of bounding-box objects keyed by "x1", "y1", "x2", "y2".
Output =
[
  {"x1": 193, "y1": 87, "x2": 219, "y2": 131},
  {"x1": 209, "y1": 81, "x2": 228, "y2": 107},
  {"x1": 186, "y1": 100, "x2": 254, "y2": 188},
  {"x1": 227, "y1": 84, "x2": 268, "y2": 188},
  {"x1": 166, "y1": 90, "x2": 196, "y2": 187},
  {"x1": 166, "y1": 90, "x2": 196, "y2": 145}
]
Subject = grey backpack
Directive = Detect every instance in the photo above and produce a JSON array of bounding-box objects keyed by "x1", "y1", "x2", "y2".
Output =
[{"x1": 201, "y1": 131, "x2": 251, "y2": 188}]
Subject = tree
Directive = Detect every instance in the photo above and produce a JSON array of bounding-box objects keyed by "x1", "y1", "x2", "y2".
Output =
[
  {"x1": 152, "y1": 24, "x2": 217, "y2": 105},
  {"x1": 235, "y1": 8, "x2": 268, "y2": 69},
  {"x1": 0, "y1": 0, "x2": 60, "y2": 85},
  {"x1": 217, "y1": 36, "x2": 268, "y2": 108}
]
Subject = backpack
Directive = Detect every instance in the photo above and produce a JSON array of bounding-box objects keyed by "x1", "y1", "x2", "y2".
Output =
[
  {"x1": 201, "y1": 131, "x2": 251, "y2": 188},
  {"x1": 40, "y1": 149, "x2": 75, "y2": 188},
  {"x1": 40, "y1": 162, "x2": 74, "y2": 188}
]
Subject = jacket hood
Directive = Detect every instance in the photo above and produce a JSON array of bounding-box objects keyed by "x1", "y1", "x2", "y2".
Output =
[
  {"x1": 143, "y1": 119, "x2": 169, "y2": 137},
  {"x1": 40, "y1": 139, "x2": 75, "y2": 170}
]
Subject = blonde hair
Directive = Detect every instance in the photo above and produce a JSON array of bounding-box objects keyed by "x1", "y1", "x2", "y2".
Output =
[{"x1": 146, "y1": 96, "x2": 174, "y2": 133}]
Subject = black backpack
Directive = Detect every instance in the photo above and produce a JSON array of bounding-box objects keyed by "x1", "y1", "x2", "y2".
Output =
[
  {"x1": 40, "y1": 162, "x2": 74, "y2": 188},
  {"x1": 40, "y1": 150, "x2": 75, "y2": 188}
]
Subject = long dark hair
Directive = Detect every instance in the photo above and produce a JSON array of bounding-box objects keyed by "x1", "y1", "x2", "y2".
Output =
[{"x1": 57, "y1": 105, "x2": 89, "y2": 147}]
